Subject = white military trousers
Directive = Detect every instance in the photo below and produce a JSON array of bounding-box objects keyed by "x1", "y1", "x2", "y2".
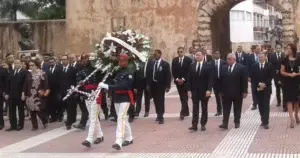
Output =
[
  {"x1": 114, "y1": 102, "x2": 133, "y2": 146},
  {"x1": 85, "y1": 99, "x2": 103, "y2": 143}
]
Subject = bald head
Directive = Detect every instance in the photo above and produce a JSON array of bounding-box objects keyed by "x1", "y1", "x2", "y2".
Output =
[{"x1": 226, "y1": 53, "x2": 236, "y2": 65}]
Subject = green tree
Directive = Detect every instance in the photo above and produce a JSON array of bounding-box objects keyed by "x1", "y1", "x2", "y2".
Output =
[
  {"x1": 34, "y1": 0, "x2": 65, "y2": 20},
  {"x1": 0, "y1": 0, "x2": 40, "y2": 21}
]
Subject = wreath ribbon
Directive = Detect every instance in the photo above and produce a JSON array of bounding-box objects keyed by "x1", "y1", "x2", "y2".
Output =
[{"x1": 101, "y1": 36, "x2": 146, "y2": 62}]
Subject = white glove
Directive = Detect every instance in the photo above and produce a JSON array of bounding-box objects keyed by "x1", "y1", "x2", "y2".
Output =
[{"x1": 99, "y1": 82, "x2": 109, "y2": 90}]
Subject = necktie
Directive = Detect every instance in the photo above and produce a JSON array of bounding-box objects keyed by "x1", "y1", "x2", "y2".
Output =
[
  {"x1": 179, "y1": 58, "x2": 182, "y2": 66},
  {"x1": 228, "y1": 65, "x2": 232, "y2": 73},
  {"x1": 14, "y1": 70, "x2": 17, "y2": 76},
  {"x1": 197, "y1": 63, "x2": 201, "y2": 74},
  {"x1": 144, "y1": 61, "x2": 147, "y2": 78},
  {"x1": 260, "y1": 63, "x2": 263, "y2": 70},
  {"x1": 64, "y1": 67, "x2": 67, "y2": 73},
  {"x1": 153, "y1": 61, "x2": 157, "y2": 81}
]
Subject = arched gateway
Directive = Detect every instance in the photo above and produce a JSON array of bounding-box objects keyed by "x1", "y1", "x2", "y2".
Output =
[{"x1": 197, "y1": 0, "x2": 298, "y2": 53}]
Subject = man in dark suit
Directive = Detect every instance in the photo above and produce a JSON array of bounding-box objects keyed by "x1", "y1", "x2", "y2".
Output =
[
  {"x1": 172, "y1": 47, "x2": 192, "y2": 120},
  {"x1": 269, "y1": 44, "x2": 286, "y2": 111},
  {"x1": 235, "y1": 46, "x2": 247, "y2": 66},
  {"x1": 5, "y1": 60, "x2": 27, "y2": 131},
  {"x1": 202, "y1": 49, "x2": 213, "y2": 63},
  {"x1": 47, "y1": 57, "x2": 63, "y2": 122},
  {"x1": 60, "y1": 55, "x2": 77, "y2": 130},
  {"x1": 133, "y1": 55, "x2": 153, "y2": 118},
  {"x1": 0, "y1": 64, "x2": 7, "y2": 130},
  {"x1": 219, "y1": 53, "x2": 248, "y2": 129},
  {"x1": 212, "y1": 51, "x2": 226, "y2": 116},
  {"x1": 248, "y1": 45, "x2": 260, "y2": 110},
  {"x1": 250, "y1": 53, "x2": 273, "y2": 129},
  {"x1": 147, "y1": 50, "x2": 171, "y2": 124},
  {"x1": 41, "y1": 53, "x2": 51, "y2": 72},
  {"x1": 187, "y1": 51, "x2": 213, "y2": 131}
]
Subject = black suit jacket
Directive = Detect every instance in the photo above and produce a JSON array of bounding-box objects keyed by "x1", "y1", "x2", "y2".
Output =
[
  {"x1": 220, "y1": 63, "x2": 248, "y2": 98},
  {"x1": 250, "y1": 62, "x2": 273, "y2": 94},
  {"x1": 6, "y1": 69, "x2": 27, "y2": 99},
  {"x1": 0, "y1": 67, "x2": 8, "y2": 95},
  {"x1": 268, "y1": 52, "x2": 285, "y2": 81},
  {"x1": 48, "y1": 65, "x2": 63, "y2": 93},
  {"x1": 133, "y1": 60, "x2": 153, "y2": 89},
  {"x1": 171, "y1": 56, "x2": 192, "y2": 84},
  {"x1": 187, "y1": 62, "x2": 214, "y2": 97},
  {"x1": 213, "y1": 59, "x2": 226, "y2": 79},
  {"x1": 60, "y1": 66, "x2": 77, "y2": 93},
  {"x1": 204, "y1": 54, "x2": 213, "y2": 63},
  {"x1": 235, "y1": 52, "x2": 247, "y2": 66},
  {"x1": 147, "y1": 59, "x2": 171, "y2": 90}
]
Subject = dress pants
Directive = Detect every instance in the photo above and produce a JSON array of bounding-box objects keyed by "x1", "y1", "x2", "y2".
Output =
[
  {"x1": 135, "y1": 85, "x2": 150, "y2": 114},
  {"x1": 48, "y1": 92, "x2": 61, "y2": 120},
  {"x1": 8, "y1": 98, "x2": 24, "y2": 128},
  {"x1": 78, "y1": 95, "x2": 89, "y2": 126},
  {"x1": 257, "y1": 91, "x2": 271, "y2": 125},
  {"x1": 191, "y1": 91, "x2": 208, "y2": 127},
  {"x1": 114, "y1": 102, "x2": 133, "y2": 146},
  {"x1": 30, "y1": 109, "x2": 48, "y2": 128},
  {"x1": 0, "y1": 97, "x2": 4, "y2": 127},
  {"x1": 213, "y1": 79, "x2": 222, "y2": 113},
  {"x1": 150, "y1": 83, "x2": 165, "y2": 120},
  {"x1": 86, "y1": 99, "x2": 103, "y2": 143},
  {"x1": 176, "y1": 84, "x2": 189, "y2": 116},
  {"x1": 222, "y1": 96, "x2": 243, "y2": 126},
  {"x1": 251, "y1": 83, "x2": 258, "y2": 108},
  {"x1": 65, "y1": 95, "x2": 77, "y2": 126}
]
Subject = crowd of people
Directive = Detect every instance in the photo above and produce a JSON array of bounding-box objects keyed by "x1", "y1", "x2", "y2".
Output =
[{"x1": 0, "y1": 41, "x2": 299, "y2": 150}]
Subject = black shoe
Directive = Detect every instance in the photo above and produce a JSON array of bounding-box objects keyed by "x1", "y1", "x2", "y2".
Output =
[
  {"x1": 82, "y1": 140, "x2": 91, "y2": 148},
  {"x1": 94, "y1": 137, "x2": 104, "y2": 144},
  {"x1": 276, "y1": 103, "x2": 281, "y2": 107},
  {"x1": 159, "y1": 119, "x2": 164, "y2": 124},
  {"x1": 155, "y1": 117, "x2": 159, "y2": 121},
  {"x1": 110, "y1": 118, "x2": 117, "y2": 123},
  {"x1": 0, "y1": 125, "x2": 4, "y2": 130},
  {"x1": 5, "y1": 127, "x2": 17, "y2": 131},
  {"x1": 263, "y1": 125, "x2": 269, "y2": 129},
  {"x1": 122, "y1": 140, "x2": 133, "y2": 146},
  {"x1": 49, "y1": 118, "x2": 57, "y2": 123},
  {"x1": 129, "y1": 117, "x2": 134, "y2": 123},
  {"x1": 251, "y1": 106, "x2": 257, "y2": 110},
  {"x1": 73, "y1": 124, "x2": 85, "y2": 130},
  {"x1": 16, "y1": 126, "x2": 23, "y2": 131},
  {"x1": 188, "y1": 126, "x2": 198, "y2": 131},
  {"x1": 58, "y1": 117, "x2": 63, "y2": 122},
  {"x1": 201, "y1": 126, "x2": 206, "y2": 131},
  {"x1": 214, "y1": 112, "x2": 222, "y2": 116},
  {"x1": 235, "y1": 124, "x2": 240, "y2": 129},
  {"x1": 135, "y1": 113, "x2": 139, "y2": 117},
  {"x1": 144, "y1": 112, "x2": 149, "y2": 117},
  {"x1": 179, "y1": 115, "x2": 184, "y2": 120},
  {"x1": 43, "y1": 123, "x2": 48, "y2": 129},
  {"x1": 104, "y1": 115, "x2": 109, "y2": 120},
  {"x1": 112, "y1": 143, "x2": 121, "y2": 150},
  {"x1": 31, "y1": 127, "x2": 38, "y2": 131},
  {"x1": 219, "y1": 124, "x2": 228, "y2": 130},
  {"x1": 66, "y1": 125, "x2": 71, "y2": 130}
]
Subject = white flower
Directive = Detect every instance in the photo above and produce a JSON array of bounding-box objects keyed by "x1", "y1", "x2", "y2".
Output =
[
  {"x1": 109, "y1": 43, "x2": 116, "y2": 52},
  {"x1": 128, "y1": 36, "x2": 136, "y2": 44},
  {"x1": 103, "y1": 50, "x2": 111, "y2": 57},
  {"x1": 95, "y1": 43, "x2": 100, "y2": 47}
]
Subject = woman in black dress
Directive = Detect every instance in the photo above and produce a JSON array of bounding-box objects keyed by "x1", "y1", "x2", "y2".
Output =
[{"x1": 280, "y1": 43, "x2": 300, "y2": 128}]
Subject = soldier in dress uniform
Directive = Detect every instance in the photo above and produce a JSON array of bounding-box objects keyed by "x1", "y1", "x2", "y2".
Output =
[{"x1": 99, "y1": 53, "x2": 134, "y2": 151}]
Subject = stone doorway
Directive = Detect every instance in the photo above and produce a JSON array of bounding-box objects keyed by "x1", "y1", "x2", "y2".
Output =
[{"x1": 197, "y1": 0, "x2": 298, "y2": 56}]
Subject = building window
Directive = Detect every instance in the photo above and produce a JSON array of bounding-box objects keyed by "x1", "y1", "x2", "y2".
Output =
[
  {"x1": 230, "y1": 10, "x2": 245, "y2": 20},
  {"x1": 245, "y1": 12, "x2": 252, "y2": 21}
]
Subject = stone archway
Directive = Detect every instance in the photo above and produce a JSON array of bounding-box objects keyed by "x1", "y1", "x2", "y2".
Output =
[{"x1": 197, "y1": 0, "x2": 298, "y2": 55}]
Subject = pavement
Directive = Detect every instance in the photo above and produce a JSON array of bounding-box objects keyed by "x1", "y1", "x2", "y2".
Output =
[{"x1": 0, "y1": 84, "x2": 299, "y2": 158}]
